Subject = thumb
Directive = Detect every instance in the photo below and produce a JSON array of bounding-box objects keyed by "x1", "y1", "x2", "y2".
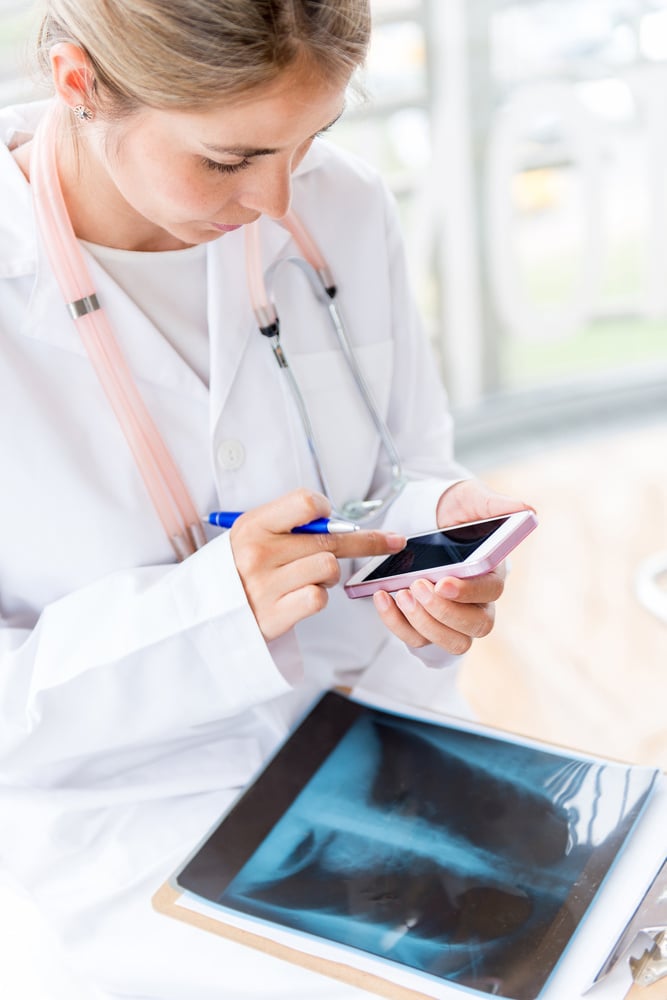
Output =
[{"x1": 437, "y1": 479, "x2": 536, "y2": 526}]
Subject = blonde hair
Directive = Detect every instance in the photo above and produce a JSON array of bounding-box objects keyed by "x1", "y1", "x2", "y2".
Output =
[{"x1": 37, "y1": 0, "x2": 370, "y2": 115}]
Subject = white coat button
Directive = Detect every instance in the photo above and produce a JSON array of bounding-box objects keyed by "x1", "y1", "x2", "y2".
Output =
[{"x1": 217, "y1": 439, "x2": 245, "y2": 471}]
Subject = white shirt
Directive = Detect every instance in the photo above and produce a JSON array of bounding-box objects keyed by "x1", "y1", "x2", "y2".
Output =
[{"x1": 81, "y1": 239, "x2": 210, "y2": 385}]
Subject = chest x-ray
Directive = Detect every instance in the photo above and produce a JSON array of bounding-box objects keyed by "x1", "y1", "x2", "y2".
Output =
[{"x1": 178, "y1": 693, "x2": 658, "y2": 1000}]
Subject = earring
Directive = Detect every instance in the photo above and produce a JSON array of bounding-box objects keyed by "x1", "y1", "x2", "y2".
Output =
[{"x1": 73, "y1": 104, "x2": 94, "y2": 122}]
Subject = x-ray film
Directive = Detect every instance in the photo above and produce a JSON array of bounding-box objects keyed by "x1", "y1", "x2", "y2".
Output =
[{"x1": 174, "y1": 692, "x2": 658, "y2": 1000}]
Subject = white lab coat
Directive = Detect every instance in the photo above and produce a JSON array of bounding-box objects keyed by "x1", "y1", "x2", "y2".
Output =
[{"x1": 0, "y1": 101, "x2": 470, "y2": 999}]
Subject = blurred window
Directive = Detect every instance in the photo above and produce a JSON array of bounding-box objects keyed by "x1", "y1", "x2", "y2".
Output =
[
  {"x1": 344, "y1": 1, "x2": 667, "y2": 409},
  {"x1": 0, "y1": 0, "x2": 41, "y2": 103},
  {"x1": 483, "y1": 0, "x2": 667, "y2": 401}
]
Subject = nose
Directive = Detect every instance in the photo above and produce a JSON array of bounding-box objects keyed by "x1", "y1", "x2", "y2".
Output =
[{"x1": 237, "y1": 157, "x2": 293, "y2": 220}]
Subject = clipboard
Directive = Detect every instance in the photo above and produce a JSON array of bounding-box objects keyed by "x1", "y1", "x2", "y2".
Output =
[
  {"x1": 153, "y1": 878, "x2": 435, "y2": 1000},
  {"x1": 153, "y1": 691, "x2": 664, "y2": 1000}
]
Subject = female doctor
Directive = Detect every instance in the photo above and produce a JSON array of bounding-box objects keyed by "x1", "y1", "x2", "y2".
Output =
[{"x1": 0, "y1": 1, "x2": 531, "y2": 998}]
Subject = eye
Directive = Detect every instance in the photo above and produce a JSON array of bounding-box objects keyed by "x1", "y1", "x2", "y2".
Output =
[{"x1": 202, "y1": 157, "x2": 251, "y2": 175}]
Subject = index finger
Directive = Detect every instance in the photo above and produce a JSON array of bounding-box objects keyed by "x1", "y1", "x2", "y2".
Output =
[
  {"x1": 265, "y1": 526, "x2": 407, "y2": 564},
  {"x1": 322, "y1": 528, "x2": 407, "y2": 561},
  {"x1": 243, "y1": 489, "x2": 333, "y2": 534}
]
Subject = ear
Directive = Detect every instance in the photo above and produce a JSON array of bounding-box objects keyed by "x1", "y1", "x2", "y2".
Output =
[{"x1": 49, "y1": 42, "x2": 95, "y2": 111}]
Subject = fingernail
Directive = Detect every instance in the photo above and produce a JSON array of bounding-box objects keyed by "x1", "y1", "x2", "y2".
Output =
[
  {"x1": 373, "y1": 591, "x2": 391, "y2": 612},
  {"x1": 435, "y1": 578, "x2": 459, "y2": 599},
  {"x1": 396, "y1": 589, "x2": 416, "y2": 612},
  {"x1": 413, "y1": 579, "x2": 434, "y2": 605},
  {"x1": 385, "y1": 533, "x2": 406, "y2": 551}
]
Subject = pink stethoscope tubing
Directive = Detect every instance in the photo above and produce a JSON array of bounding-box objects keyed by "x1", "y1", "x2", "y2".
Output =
[{"x1": 31, "y1": 107, "x2": 206, "y2": 560}]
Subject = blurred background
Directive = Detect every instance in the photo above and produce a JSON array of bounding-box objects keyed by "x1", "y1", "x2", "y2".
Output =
[{"x1": 1, "y1": 1, "x2": 666, "y2": 994}]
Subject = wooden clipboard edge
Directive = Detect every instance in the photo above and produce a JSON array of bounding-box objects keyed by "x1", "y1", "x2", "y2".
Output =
[{"x1": 152, "y1": 880, "x2": 436, "y2": 1000}]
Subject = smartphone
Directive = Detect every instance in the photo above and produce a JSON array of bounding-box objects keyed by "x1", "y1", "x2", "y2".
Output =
[{"x1": 344, "y1": 510, "x2": 537, "y2": 599}]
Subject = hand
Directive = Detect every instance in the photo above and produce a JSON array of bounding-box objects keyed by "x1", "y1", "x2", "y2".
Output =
[
  {"x1": 434, "y1": 477, "x2": 535, "y2": 529},
  {"x1": 372, "y1": 479, "x2": 534, "y2": 655},
  {"x1": 229, "y1": 489, "x2": 406, "y2": 642}
]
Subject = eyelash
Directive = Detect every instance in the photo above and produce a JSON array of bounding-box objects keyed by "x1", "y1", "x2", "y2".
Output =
[
  {"x1": 201, "y1": 128, "x2": 332, "y2": 176},
  {"x1": 202, "y1": 157, "x2": 251, "y2": 175}
]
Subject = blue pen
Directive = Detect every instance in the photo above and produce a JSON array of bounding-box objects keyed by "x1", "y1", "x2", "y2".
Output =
[{"x1": 207, "y1": 511, "x2": 359, "y2": 534}]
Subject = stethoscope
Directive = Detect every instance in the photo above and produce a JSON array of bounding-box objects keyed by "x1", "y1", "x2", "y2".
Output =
[{"x1": 30, "y1": 105, "x2": 405, "y2": 560}]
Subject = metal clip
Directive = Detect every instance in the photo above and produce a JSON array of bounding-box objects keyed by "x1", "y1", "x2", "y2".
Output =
[
  {"x1": 67, "y1": 293, "x2": 100, "y2": 320},
  {"x1": 594, "y1": 858, "x2": 667, "y2": 988},
  {"x1": 630, "y1": 930, "x2": 667, "y2": 987}
]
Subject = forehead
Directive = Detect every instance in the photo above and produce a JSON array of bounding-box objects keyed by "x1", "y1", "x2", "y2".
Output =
[{"x1": 142, "y1": 63, "x2": 350, "y2": 148}]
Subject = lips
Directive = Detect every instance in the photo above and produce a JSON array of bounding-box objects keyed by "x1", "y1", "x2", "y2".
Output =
[{"x1": 210, "y1": 222, "x2": 243, "y2": 233}]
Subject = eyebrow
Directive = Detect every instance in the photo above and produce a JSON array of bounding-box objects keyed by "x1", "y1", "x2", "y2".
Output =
[{"x1": 202, "y1": 108, "x2": 345, "y2": 158}]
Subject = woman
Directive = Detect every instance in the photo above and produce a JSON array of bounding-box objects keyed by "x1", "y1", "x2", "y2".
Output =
[{"x1": 0, "y1": 1, "x2": 530, "y2": 997}]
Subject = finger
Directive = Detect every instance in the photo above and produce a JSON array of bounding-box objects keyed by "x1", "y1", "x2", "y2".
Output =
[
  {"x1": 241, "y1": 526, "x2": 407, "y2": 566},
  {"x1": 239, "y1": 547, "x2": 340, "y2": 604},
  {"x1": 252, "y1": 582, "x2": 328, "y2": 642},
  {"x1": 273, "y1": 583, "x2": 330, "y2": 633},
  {"x1": 372, "y1": 590, "x2": 433, "y2": 648},
  {"x1": 273, "y1": 550, "x2": 342, "y2": 594},
  {"x1": 373, "y1": 588, "x2": 477, "y2": 653},
  {"x1": 433, "y1": 568, "x2": 505, "y2": 605},
  {"x1": 229, "y1": 490, "x2": 331, "y2": 575},
  {"x1": 230, "y1": 489, "x2": 406, "y2": 562},
  {"x1": 437, "y1": 479, "x2": 536, "y2": 526},
  {"x1": 242, "y1": 552, "x2": 340, "y2": 641},
  {"x1": 393, "y1": 588, "x2": 474, "y2": 652},
  {"x1": 242, "y1": 488, "x2": 332, "y2": 534},
  {"x1": 410, "y1": 579, "x2": 496, "y2": 639},
  {"x1": 376, "y1": 588, "x2": 475, "y2": 654},
  {"x1": 321, "y1": 529, "x2": 406, "y2": 560}
]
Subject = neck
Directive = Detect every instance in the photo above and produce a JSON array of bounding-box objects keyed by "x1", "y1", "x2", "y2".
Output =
[
  {"x1": 57, "y1": 133, "x2": 188, "y2": 251},
  {"x1": 21, "y1": 110, "x2": 191, "y2": 252}
]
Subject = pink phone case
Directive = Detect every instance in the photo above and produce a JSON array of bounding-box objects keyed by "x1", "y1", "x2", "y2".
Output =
[{"x1": 344, "y1": 512, "x2": 537, "y2": 599}]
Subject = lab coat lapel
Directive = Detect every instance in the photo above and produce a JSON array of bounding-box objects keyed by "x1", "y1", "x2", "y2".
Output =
[
  {"x1": 206, "y1": 217, "x2": 292, "y2": 432},
  {"x1": 21, "y1": 240, "x2": 209, "y2": 402}
]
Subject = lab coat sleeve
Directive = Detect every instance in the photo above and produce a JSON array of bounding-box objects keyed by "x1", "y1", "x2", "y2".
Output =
[{"x1": 0, "y1": 532, "x2": 294, "y2": 783}]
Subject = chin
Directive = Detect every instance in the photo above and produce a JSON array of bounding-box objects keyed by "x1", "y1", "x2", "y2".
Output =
[
  {"x1": 155, "y1": 228, "x2": 220, "y2": 251},
  {"x1": 187, "y1": 225, "x2": 232, "y2": 245}
]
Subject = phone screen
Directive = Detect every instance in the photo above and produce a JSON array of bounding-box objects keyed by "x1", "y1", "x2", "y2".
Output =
[{"x1": 362, "y1": 516, "x2": 509, "y2": 582}]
